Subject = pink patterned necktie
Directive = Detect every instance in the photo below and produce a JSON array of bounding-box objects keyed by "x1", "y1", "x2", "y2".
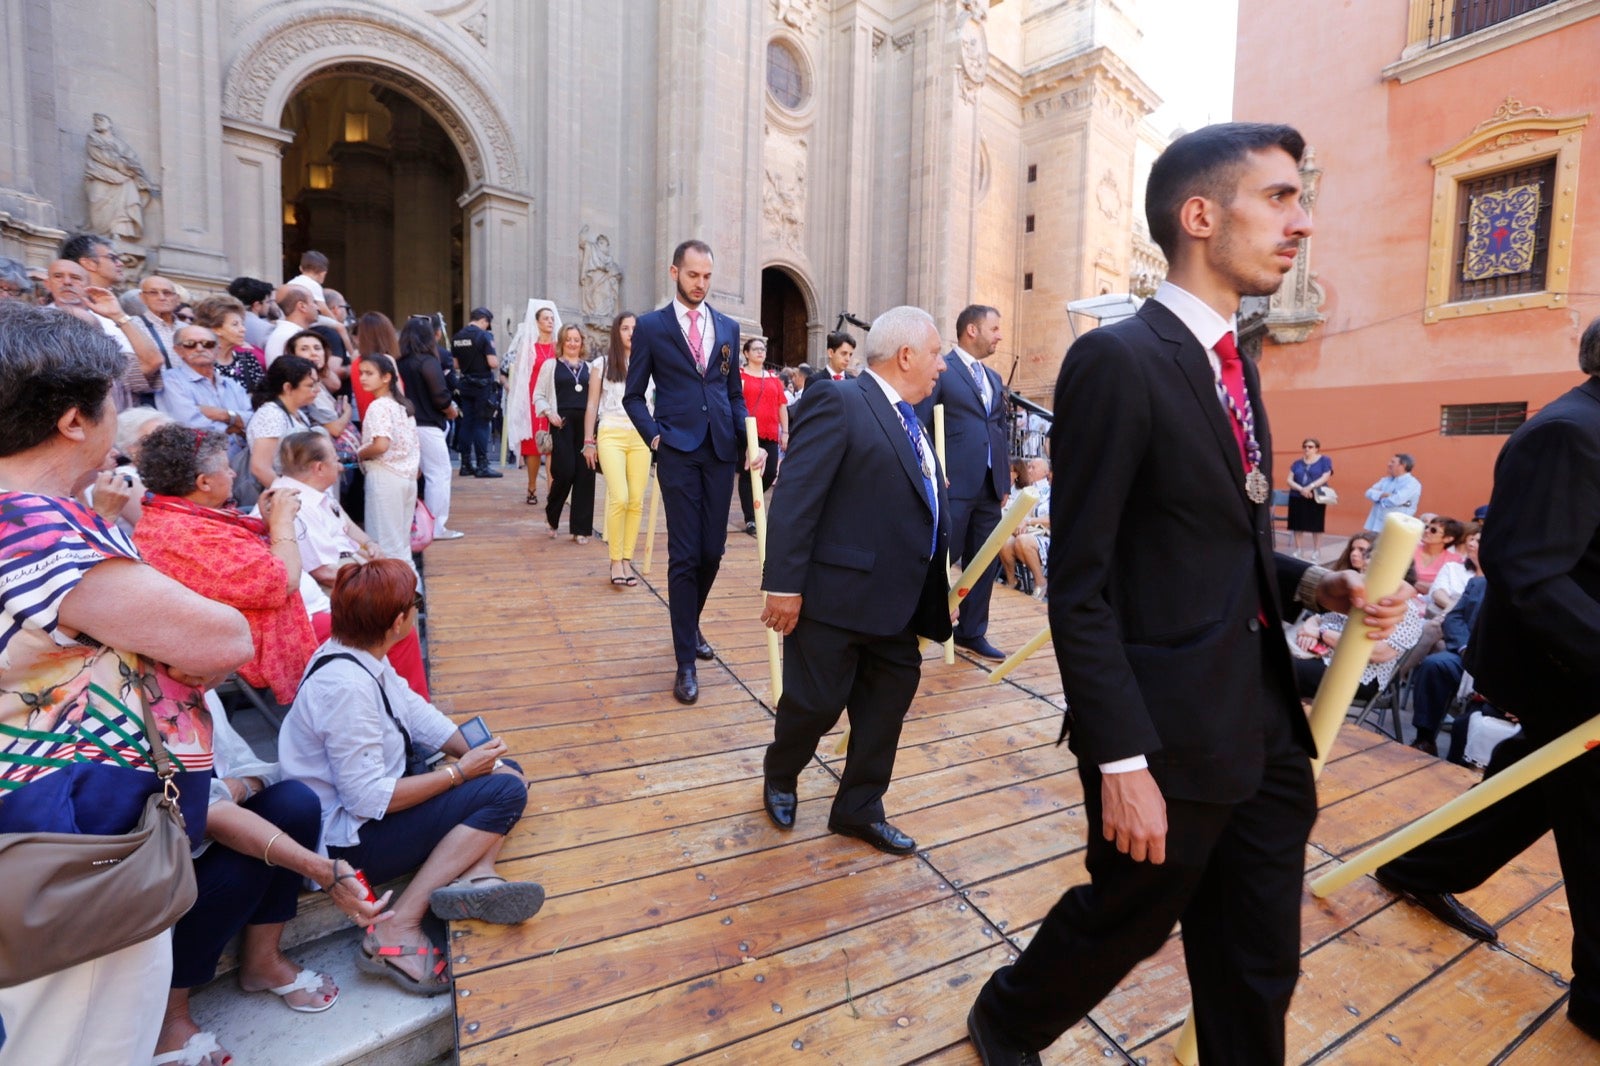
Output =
[{"x1": 687, "y1": 309, "x2": 705, "y2": 372}]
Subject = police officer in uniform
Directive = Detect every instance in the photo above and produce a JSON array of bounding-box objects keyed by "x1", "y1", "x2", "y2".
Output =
[{"x1": 451, "y1": 307, "x2": 503, "y2": 478}]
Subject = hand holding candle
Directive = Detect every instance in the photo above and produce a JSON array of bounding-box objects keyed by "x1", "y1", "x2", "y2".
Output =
[{"x1": 748, "y1": 417, "x2": 783, "y2": 705}]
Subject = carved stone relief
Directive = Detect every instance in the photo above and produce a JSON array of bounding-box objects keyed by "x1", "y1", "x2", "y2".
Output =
[
  {"x1": 773, "y1": 0, "x2": 817, "y2": 36},
  {"x1": 955, "y1": 6, "x2": 989, "y2": 104},
  {"x1": 578, "y1": 224, "x2": 622, "y2": 321},
  {"x1": 1095, "y1": 169, "x2": 1121, "y2": 222},
  {"x1": 84, "y1": 113, "x2": 158, "y2": 241},
  {"x1": 1264, "y1": 146, "x2": 1326, "y2": 344},
  {"x1": 762, "y1": 160, "x2": 807, "y2": 254}
]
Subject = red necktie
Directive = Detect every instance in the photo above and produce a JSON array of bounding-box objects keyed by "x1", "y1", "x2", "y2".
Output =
[{"x1": 1215, "y1": 331, "x2": 1249, "y2": 471}]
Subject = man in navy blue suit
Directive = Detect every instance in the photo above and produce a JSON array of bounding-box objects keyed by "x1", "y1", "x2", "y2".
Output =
[
  {"x1": 917, "y1": 304, "x2": 1010, "y2": 660},
  {"x1": 624, "y1": 240, "x2": 765, "y2": 704}
]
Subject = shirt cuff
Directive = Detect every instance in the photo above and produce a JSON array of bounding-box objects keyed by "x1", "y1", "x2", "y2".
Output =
[
  {"x1": 1099, "y1": 755, "x2": 1149, "y2": 774},
  {"x1": 1296, "y1": 565, "x2": 1332, "y2": 611}
]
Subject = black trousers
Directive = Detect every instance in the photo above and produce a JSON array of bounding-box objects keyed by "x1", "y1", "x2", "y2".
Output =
[
  {"x1": 546, "y1": 411, "x2": 596, "y2": 536},
  {"x1": 737, "y1": 436, "x2": 779, "y2": 523},
  {"x1": 456, "y1": 377, "x2": 496, "y2": 471},
  {"x1": 975, "y1": 687, "x2": 1317, "y2": 1061},
  {"x1": 1379, "y1": 728, "x2": 1600, "y2": 1024},
  {"x1": 763, "y1": 615, "x2": 923, "y2": 825},
  {"x1": 657, "y1": 435, "x2": 735, "y2": 666},
  {"x1": 949, "y1": 483, "x2": 1002, "y2": 641}
]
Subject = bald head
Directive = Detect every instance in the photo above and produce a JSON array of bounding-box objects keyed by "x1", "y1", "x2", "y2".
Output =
[{"x1": 275, "y1": 285, "x2": 315, "y2": 324}]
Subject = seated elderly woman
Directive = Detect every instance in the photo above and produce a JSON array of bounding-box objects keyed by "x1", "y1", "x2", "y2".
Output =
[
  {"x1": 279, "y1": 560, "x2": 544, "y2": 996},
  {"x1": 998, "y1": 456, "x2": 1052, "y2": 599},
  {"x1": 1292, "y1": 556, "x2": 1425, "y2": 702},
  {"x1": 270, "y1": 430, "x2": 430, "y2": 698},
  {"x1": 155, "y1": 702, "x2": 390, "y2": 1066},
  {"x1": 0, "y1": 302, "x2": 253, "y2": 1064},
  {"x1": 134, "y1": 423, "x2": 319, "y2": 705}
]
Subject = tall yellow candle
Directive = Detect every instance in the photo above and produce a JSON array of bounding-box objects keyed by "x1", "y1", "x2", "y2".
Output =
[
  {"x1": 935, "y1": 405, "x2": 956, "y2": 665},
  {"x1": 1310, "y1": 710, "x2": 1600, "y2": 898},
  {"x1": 748, "y1": 418, "x2": 782, "y2": 705},
  {"x1": 948, "y1": 486, "x2": 1041, "y2": 613},
  {"x1": 640, "y1": 465, "x2": 661, "y2": 576},
  {"x1": 988, "y1": 624, "x2": 1052, "y2": 684}
]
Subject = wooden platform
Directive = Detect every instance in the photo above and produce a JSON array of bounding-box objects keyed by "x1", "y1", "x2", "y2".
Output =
[{"x1": 420, "y1": 472, "x2": 1585, "y2": 1064}]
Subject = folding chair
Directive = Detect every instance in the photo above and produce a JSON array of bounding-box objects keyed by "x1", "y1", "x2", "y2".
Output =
[{"x1": 1351, "y1": 638, "x2": 1431, "y2": 741}]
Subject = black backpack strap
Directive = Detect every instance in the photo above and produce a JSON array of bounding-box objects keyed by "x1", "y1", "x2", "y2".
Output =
[{"x1": 304, "y1": 652, "x2": 416, "y2": 765}]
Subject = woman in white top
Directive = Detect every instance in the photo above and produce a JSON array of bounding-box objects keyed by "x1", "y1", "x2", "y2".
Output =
[
  {"x1": 583, "y1": 312, "x2": 650, "y2": 586},
  {"x1": 278, "y1": 560, "x2": 542, "y2": 996},
  {"x1": 246, "y1": 354, "x2": 321, "y2": 489},
  {"x1": 356, "y1": 354, "x2": 421, "y2": 577}
]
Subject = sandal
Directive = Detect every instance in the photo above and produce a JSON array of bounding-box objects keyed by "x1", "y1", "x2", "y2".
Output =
[
  {"x1": 610, "y1": 564, "x2": 630, "y2": 586},
  {"x1": 622, "y1": 561, "x2": 640, "y2": 587},
  {"x1": 429, "y1": 875, "x2": 546, "y2": 924},
  {"x1": 246, "y1": 967, "x2": 338, "y2": 1013},
  {"x1": 356, "y1": 933, "x2": 451, "y2": 996},
  {"x1": 151, "y1": 1031, "x2": 230, "y2": 1066},
  {"x1": 547, "y1": 525, "x2": 559, "y2": 539},
  {"x1": 572, "y1": 535, "x2": 590, "y2": 545},
  {"x1": 526, "y1": 491, "x2": 539, "y2": 505}
]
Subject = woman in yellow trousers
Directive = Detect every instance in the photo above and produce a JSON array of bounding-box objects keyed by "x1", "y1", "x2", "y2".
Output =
[{"x1": 583, "y1": 311, "x2": 653, "y2": 587}]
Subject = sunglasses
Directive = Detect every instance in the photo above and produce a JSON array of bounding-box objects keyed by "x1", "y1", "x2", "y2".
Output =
[
  {"x1": 411, "y1": 594, "x2": 425, "y2": 613},
  {"x1": 177, "y1": 339, "x2": 219, "y2": 350}
]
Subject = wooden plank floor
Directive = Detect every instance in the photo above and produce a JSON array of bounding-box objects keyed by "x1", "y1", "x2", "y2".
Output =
[{"x1": 420, "y1": 472, "x2": 1584, "y2": 1064}]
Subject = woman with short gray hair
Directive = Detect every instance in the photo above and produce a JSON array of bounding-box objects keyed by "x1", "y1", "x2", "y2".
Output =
[{"x1": 0, "y1": 302, "x2": 252, "y2": 1062}]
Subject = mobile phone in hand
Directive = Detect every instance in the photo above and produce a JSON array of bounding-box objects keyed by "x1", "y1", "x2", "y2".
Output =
[{"x1": 460, "y1": 715, "x2": 492, "y2": 748}]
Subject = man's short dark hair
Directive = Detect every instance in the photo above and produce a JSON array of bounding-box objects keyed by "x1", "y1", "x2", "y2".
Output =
[
  {"x1": 1579, "y1": 317, "x2": 1600, "y2": 377},
  {"x1": 228, "y1": 277, "x2": 275, "y2": 306},
  {"x1": 671, "y1": 239, "x2": 713, "y2": 267},
  {"x1": 300, "y1": 250, "x2": 329, "y2": 273},
  {"x1": 826, "y1": 331, "x2": 856, "y2": 352},
  {"x1": 1145, "y1": 122, "x2": 1306, "y2": 259},
  {"x1": 0, "y1": 302, "x2": 122, "y2": 456},
  {"x1": 1395, "y1": 453, "x2": 1415, "y2": 472},
  {"x1": 956, "y1": 304, "x2": 999, "y2": 339},
  {"x1": 59, "y1": 233, "x2": 110, "y2": 264}
]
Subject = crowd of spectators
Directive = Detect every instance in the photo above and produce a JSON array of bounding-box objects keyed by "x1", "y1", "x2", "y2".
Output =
[{"x1": 0, "y1": 243, "x2": 543, "y2": 1064}]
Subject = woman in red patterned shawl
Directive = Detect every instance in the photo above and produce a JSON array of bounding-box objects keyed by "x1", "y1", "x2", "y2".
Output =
[{"x1": 133, "y1": 423, "x2": 317, "y2": 704}]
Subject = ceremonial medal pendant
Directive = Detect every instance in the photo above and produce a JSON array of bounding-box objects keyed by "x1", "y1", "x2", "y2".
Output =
[{"x1": 1245, "y1": 468, "x2": 1270, "y2": 504}]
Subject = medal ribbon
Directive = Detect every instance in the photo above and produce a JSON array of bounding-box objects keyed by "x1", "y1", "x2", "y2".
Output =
[{"x1": 1213, "y1": 332, "x2": 1262, "y2": 473}]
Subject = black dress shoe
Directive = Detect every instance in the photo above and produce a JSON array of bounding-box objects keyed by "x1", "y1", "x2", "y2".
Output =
[
  {"x1": 955, "y1": 637, "x2": 1006, "y2": 661},
  {"x1": 966, "y1": 1004, "x2": 1042, "y2": 1066},
  {"x1": 763, "y1": 781, "x2": 796, "y2": 829},
  {"x1": 694, "y1": 630, "x2": 714, "y2": 661},
  {"x1": 744, "y1": 521, "x2": 757, "y2": 536},
  {"x1": 1374, "y1": 868, "x2": 1498, "y2": 942},
  {"x1": 1568, "y1": 1001, "x2": 1600, "y2": 1041},
  {"x1": 673, "y1": 665, "x2": 698, "y2": 704},
  {"x1": 828, "y1": 818, "x2": 916, "y2": 856},
  {"x1": 475, "y1": 467, "x2": 504, "y2": 478}
]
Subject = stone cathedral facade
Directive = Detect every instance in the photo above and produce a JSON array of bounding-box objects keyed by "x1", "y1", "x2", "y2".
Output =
[{"x1": 0, "y1": 0, "x2": 1166, "y2": 397}]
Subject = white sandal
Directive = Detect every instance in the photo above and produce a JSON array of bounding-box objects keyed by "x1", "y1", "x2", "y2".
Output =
[
  {"x1": 251, "y1": 966, "x2": 339, "y2": 1013},
  {"x1": 151, "y1": 1031, "x2": 229, "y2": 1065}
]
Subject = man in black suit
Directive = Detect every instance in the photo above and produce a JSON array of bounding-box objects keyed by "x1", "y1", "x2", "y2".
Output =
[
  {"x1": 1373, "y1": 323, "x2": 1600, "y2": 1042},
  {"x1": 966, "y1": 123, "x2": 1416, "y2": 1066},
  {"x1": 759, "y1": 305, "x2": 953, "y2": 856},
  {"x1": 624, "y1": 240, "x2": 765, "y2": 704},
  {"x1": 917, "y1": 304, "x2": 1009, "y2": 661},
  {"x1": 824, "y1": 330, "x2": 857, "y2": 381}
]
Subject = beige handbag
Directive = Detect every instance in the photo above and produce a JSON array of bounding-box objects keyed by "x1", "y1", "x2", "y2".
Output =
[{"x1": 0, "y1": 701, "x2": 197, "y2": 987}]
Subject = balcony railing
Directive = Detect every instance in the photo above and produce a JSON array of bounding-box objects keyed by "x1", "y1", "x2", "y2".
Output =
[{"x1": 1407, "y1": 0, "x2": 1562, "y2": 48}]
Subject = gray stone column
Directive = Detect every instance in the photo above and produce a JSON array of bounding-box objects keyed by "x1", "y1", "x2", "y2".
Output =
[
  {"x1": 152, "y1": 0, "x2": 230, "y2": 285},
  {"x1": 220, "y1": 118, "x2": 293, "y2": 282},
  {"x1": 459, "y1": 185, "x2": 533, "y2": 335}
]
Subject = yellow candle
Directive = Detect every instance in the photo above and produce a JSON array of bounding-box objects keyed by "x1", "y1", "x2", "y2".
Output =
[
  {"x1": 1307, "y1": 513, "x2": 1424, "y2": 777},
  {"x1": 935, "y1": 405, "x2": 955, "y2": 665},
  {"x1": 640, "y1": 466, "x2": 660, "y2": 576},
  {"x1": 1310, "y1": 711, "x2": 1600, "y2": 898},
  {"x1": 748, "y1": 418, "x2": 782, "y2": 705},
  {"x1": 948, "y1": 487, "x2": 1041, "y2": 612},
  {"x1": 988, "y1": 624, "x2": 1052, "y2": 684}
]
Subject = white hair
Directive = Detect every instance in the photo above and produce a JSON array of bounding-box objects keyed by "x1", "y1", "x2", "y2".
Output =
[
  {"x1": 114, "y1": 407, "x2": 171, "y2": 455},
  {"x1": 863, "y1": 305, "x2": 937, "y2": 366}
]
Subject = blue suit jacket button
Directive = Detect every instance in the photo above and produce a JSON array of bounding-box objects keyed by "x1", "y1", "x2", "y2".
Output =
[{"x1": 700, "y1": 405, "x2": 707, "y2": 412}]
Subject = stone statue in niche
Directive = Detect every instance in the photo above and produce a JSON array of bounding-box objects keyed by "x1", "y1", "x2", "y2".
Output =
[
  {"x1": 578, "y1": 224, "x2": 622, "y2": 320},
  {"x1": 84, "y1": 114, "x2": 158, "y2": 241}
]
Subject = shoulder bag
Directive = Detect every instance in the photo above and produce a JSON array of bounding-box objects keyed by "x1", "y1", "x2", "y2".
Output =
[{"x1": 0, "y1": 699, "x2": 197, "y2": 987}]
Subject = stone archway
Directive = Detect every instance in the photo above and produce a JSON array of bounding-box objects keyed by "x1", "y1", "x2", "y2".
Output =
[
  {"x1": 219, "y1": 5, "x2": 529, "y2": 323},
  {"x1": 759, "y1": 263, "x2": 818, "y2": 368}
]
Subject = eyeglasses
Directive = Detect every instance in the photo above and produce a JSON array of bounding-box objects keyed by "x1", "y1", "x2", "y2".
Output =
[
  {"x1": 142, "y1": 288, "x2": 178, "y2": 298},
  {"x1": 176, "y1": 314, "x2": 196, "y2": 323},
  {"x1": 410, "y1": 594, "x2": 425, "y2": 613},
  {"x1": 1425, "y1": 524, "x2": 1445, "y2": 533},
  {"x1": 177, "y1": 339, "x2": 218, "y2": 350}
]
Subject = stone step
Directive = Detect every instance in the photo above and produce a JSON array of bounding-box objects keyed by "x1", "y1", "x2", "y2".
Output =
[
  {"x1": 213, "y1": 875, "x2": 413, "y2": 978},
  {"x1": 189, "y1": 926, "x2": 454, "y2": 1066}
]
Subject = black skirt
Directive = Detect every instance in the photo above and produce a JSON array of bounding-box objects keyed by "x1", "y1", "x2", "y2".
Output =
[{"x1": 1286, "y1": 491, "x2": 1326, "y2": 533}]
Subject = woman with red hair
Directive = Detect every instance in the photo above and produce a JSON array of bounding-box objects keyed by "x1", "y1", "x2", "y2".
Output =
[{"x1": 278, "y1": 560, "x2": 543, "y2": 996}]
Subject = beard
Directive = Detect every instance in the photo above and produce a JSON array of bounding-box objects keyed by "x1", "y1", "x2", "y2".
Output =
[
  {"x1": 675, "y1": 279, "x2": 704, "y2": 308},
  {"x1": 1216, "y1": 226, "x2": 1297, "y2": 298}
]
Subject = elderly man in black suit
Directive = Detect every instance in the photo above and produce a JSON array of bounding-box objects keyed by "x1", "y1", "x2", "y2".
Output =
[
  {"x1": 759, "y1": 305, "x2": 953, "y2": 857},
  {"x1": 624, "y1": 240, "x2": 765, "y2": 705},
  {"x1": 917, "y1": 304, "x2": 1010, "y2": 660},
  {"x1": 1373, "y1": 320, "x2": 1600, "y2": 1042},
  {"x1": 965, "y1": 123, "x2": 1417, "y2": 1066}
]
